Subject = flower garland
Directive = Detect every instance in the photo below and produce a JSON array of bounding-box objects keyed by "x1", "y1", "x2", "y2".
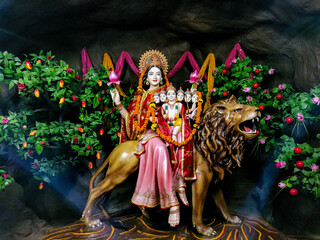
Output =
[
  {"x1": 133, "y1": 94, "x2": 155, "y2": 133},
  {"x1": 156, "y1": 91, "x2": 203, "y2": 147}
]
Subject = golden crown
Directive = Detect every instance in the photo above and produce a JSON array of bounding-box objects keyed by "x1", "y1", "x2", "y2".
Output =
[{"x1": 139, "y1": 50, "x2": 169, "y2": 74}]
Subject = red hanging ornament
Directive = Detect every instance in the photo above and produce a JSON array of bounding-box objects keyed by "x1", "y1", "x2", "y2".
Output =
[
  {"x1": 294, "y1": 147, "x2": 302, "y2": 154},
  {"x1": 286, "y1": 117, "x2": 293, "y2": 124},
  {"x1": 289, "y1": 188, "x2": 298, "y2": 196}
]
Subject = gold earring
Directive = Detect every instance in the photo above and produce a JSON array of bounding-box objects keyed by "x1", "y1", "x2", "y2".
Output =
[
  {"x1": 146, "y1": 81, "x2": 149, "y2": 85},
  {"x1": 160, "y1": 80, "x2": 163, "y2": 85}
]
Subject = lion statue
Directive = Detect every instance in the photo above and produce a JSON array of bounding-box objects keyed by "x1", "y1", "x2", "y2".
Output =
[{"x1": 82, "y1": 95, "x2": 261, "y2": 236}]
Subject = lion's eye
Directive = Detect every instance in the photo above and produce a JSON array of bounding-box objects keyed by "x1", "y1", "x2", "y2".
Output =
[
  {"x1": 217, "y1": 106, "x2": 226, "y2": 111},
  {"x1": 234, "y1": 108, "x2": 243, "y2": 113}
]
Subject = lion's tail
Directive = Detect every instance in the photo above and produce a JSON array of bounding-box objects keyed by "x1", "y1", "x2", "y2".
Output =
[{"x1": 89, "y1": 155, "x2": 110, "y2": 192}]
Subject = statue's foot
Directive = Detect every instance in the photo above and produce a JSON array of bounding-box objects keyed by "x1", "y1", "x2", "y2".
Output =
[
  {"x1": 177, "y1": 187, "x2": 189, "y2": 206},
  {"x1": 168, "y1": 206, "x2": 180, "y2": 227},
  {"x1": 226, "y1": 215, "x2": 242, "y2": 224},
  {"x1": 195, "y1": 224, "x2": 216, "y2": 236}
]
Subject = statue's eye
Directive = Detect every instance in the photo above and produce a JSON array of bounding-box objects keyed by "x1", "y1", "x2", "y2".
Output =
[
  {"x1": 217, "y1": 106, "x2": 226, "y2": 110},
  {"x1": 234, "y1": 108, "x2": 243, "y2": 113}
]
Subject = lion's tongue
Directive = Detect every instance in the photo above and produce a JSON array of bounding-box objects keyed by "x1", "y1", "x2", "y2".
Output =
[{"x1": 244, "y1": 126, "x2": 252, "y2": 132}]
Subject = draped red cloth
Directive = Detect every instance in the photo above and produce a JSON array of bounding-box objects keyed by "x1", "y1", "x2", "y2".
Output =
[{"x1": 81, "y1": 48, "x2": 93, "y2": 76}]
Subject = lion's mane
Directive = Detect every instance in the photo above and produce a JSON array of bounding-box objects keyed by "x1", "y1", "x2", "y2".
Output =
[{"x1": 195, "y1": 97, "x2": 245, "y2": 180}]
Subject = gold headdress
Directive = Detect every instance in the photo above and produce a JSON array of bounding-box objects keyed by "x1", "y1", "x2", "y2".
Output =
[
  {"x1": 139, "y1": 50, "x2": 169, "y2": 74},
  {"x1": 177, "y1": 87, "x2": 184, "y2": 94},
  {"x1": 166, "y1": 83, "x2": 176, "y2": 92}
]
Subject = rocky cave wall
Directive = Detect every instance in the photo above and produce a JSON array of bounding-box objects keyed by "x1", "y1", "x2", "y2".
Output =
[{"x1": 0, "y1": 0, "x2": 320, "y2": 237}]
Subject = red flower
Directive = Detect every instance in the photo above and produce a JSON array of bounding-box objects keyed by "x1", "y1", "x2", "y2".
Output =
[
  {"x1": 40, "y1": 141, "x2": 46, "y2": 147},
  {"x1": 17, "y1": 82, "x2": 27, "y2": 91},
  {"x1": 67, "y1": 68, "x2": 73, "y2": 74},
  {"x1": 98, "y1": 97, "x2": 102, "y2": 101},
  {"x1": 47, "y1": 56, "x2": 52, "y2": 60},
  {"x1": 75, "y1": 74, "x2": 80, "y2": 79},
  {"x1": 73, "y1": 136, "x2": 78, "y2": 143},
  {"x1": 256, "y1": 130, "x2": 260, "y2": 135},
  {"x1": 109, "y1": 107, "x2": 115, "y2": 114},
  {"x1": 72, "y1": 96, "x2": 78, "y2": 102},
  {"x1": 86, "y1": 145, "x2": 91, "y2": 150},
  {"x1": 222, "y1": 69, "x2": 227, "y2": 74},
  {"x1": 222, "y1": 92, "x2": 228, "y2": 97},
  {"x1": 254, "y1": 69, "x2": 260, "y2": 74},
  {"x1": 259, "y1": 105, "x2": 265, "y2": 110}
]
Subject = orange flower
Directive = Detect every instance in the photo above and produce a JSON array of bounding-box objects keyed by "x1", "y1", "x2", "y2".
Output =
[
  {"x1": 96, "y1": 152, "x2": 101, "y2": 159},
  {"x1": 77, "y1": 126, "x2": 83, "y2": 132},
  {"x1": 34, "y1": 89, "x2": 40, "y2": 98},
  {"x1": 30, "y1": 130, "x2": 37, "y2": 136},
  {"x1": 39, "y1": 182, "x2": 43, "y2": 190},
  {"x1": 88, "y1": 161, "x2": 93, "y2": 169}
]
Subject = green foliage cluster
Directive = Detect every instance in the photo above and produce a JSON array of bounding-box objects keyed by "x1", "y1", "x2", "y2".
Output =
[{"x1": 0, "y1": 51, "x2": 135, "y2": 189}]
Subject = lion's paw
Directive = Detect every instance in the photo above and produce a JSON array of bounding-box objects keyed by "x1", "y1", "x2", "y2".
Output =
[{"x1": 227, "y1": 215, "x2": 242, "y2": 224}]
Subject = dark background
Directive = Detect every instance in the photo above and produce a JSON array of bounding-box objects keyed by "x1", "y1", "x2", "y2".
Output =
[{"x1": 0, "y1": 0, "x2": 319, "y2": 239}]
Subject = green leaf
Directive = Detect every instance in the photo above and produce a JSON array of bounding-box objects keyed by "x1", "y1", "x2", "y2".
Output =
[{"x1": 35, "y1": 142, "x2": 44, "y2": 155}]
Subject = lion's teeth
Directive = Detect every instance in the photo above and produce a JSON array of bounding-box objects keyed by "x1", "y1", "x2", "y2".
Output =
[{"x1": 256, "y1": 117, "x2": 259, "y2": 122}]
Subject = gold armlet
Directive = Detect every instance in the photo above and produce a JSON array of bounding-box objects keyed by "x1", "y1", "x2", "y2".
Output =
[{"x1": 116, "y1": 103, "x2": 124, "y2": 111}]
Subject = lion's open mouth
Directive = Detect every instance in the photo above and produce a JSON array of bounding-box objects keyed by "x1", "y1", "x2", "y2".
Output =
[{"x1": 239, "y1": 117, "x2": 259, "y2": 134}]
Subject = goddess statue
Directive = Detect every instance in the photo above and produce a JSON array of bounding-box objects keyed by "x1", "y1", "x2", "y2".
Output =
[{"x1": 110, "y1": 50, "x2": 183, "y2": 227}]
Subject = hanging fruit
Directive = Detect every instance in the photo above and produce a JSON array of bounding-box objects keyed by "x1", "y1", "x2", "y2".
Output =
[
  {"x1": 96, "y1": 152, "x2": 101, "y2": 159},
  {"x1": 289, "y1": 188, "x2": 298, "y2": 196},
  {"x1": 294, "y1": 147, "x2": 302, "y2": 154},
  {"x1": 259, "y1": 105, "x2": 264, "y2": 110},
  {"x1": 88, "y1": 161, "x2": 93, "y2": 169},
  {"x1": 98, "y1": 80, "x2": 102, "y2": 87},
  {"x1": 99, "y1": 129, "x2": 104, "y2": 135},
  {"x1": 59, "y1": 97, "x2": 65, "y2": 104},
  {"x1": 296, "y1": 161, "x2": 304, "y2": 168},
  {"x1": 82, "y1": 101, "x2": 86, "y2": 108},
  {"x1": 256, "y1": 130, "x2": 260, "y2": 135},
  {"x1": 39, "y1": 182, "x2": 43, "y2": 190},
  {"x1": 59, "y1": 80, "x2": 65, "y2": 88},
  {"x1": 34, "y1": 89, "x2": 40, "y2": 98},
  {"x1": 77, "y1": 127, "x2": 83, "y2": 133},
  {"x1": 286, "y1": 117, "x2": 293, "y2": 124},
  {"x1": 222, "y1": 69, "x2": 227, "y2": 74},
  {"x1": 276, "y1": 94, "x2": 283, "y2": 100},
  {"x1": 222, "y1": 92, "x2": 228, "y2": 97},
  {"x1": 30, "y1": 130, "x2": 37, "y2": 136},
  {"x1": 25, "y1": 61, "x2": 32, "y2": 70},
  {"x1": 23, "y1": 142, "x2": 27, "y2": 148},
  {"x1": 254, "y1": 69, "x2": 260, "y2": 74},
  {"x1": 86, "y1": 145, "x2": 91, "y2": 150},
  {"x1": 253, "y1": 83, "x2": 259, "y2": 88}
]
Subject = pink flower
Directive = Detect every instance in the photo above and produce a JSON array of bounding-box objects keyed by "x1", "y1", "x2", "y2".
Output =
[
  {"x1": 242, "y1": 87, "x2": 250, "y2": 93},
  {"x1": 186, "y1": 70, "x2": 203, "y2": 85},
  {"x1": 266, "y1": 115, "x2": 271, "y2": 120},
  {"x1": 75, "y1": 74, "x2": 80, "y2": 79},
  {"x1": 260, "y1": 139, "x2": 266, "y2": 144},
  {"x1": 212, "y1": 69, "x2": 218, "y2": 74},
  {"x1": 276, "y1": 161, "x2": 286, "y2": 169},
  {"x1": 2, "y1": 118, "x2": 8, "y2": 124},
  {"x1": 268, "y1": 69, "x2": 275, "y2": 75},
  {"x1": 107, "y1": 71, "x2": 122, "y2": 86},
  {"x1": 3, "y1": 173, "x2": 8, "y2": 178},
  {"x1": 278, "y1": 84, "x2": 284, "y2": 90},
  {"x1": 312, "y1": 97, "x2": 320, "y2": 105},
  {"x1": 33, "y1": 162, "x2": 39, "y2": 168},
  {"x1": 311, "y1": 163, "x2": 319, "y2": 171},
  {"x1": 211, "y1": 88, "x2": 217, "y2": 93},
  {"x1": 247, "y1": 96, "x2": 252, "y2": 102},
  {"x1": 23, "y1": 125, "x2": 27, "y2": 129},
  {"x1": 278, "y1": 182, "x2": 286, "y2": 188},
  {"x1": 67, "y1": 68, "x2": 73, "y2": 74},
  {"x1": 297, "y1": 112, "x2": 304, "y2": 121},
  {"x1": 232, "y1": 59, "x2": 237, "y2": 64},
  {"x1": 264, "y1": 89, "x2": 269, "y2": 94}
]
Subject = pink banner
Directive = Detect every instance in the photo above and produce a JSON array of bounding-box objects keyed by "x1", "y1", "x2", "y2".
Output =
[
  {"x1": 115, "y1": 51, "x2": 140, "y2": 77},
  {"x1": 224, "y1": 43, "x2": 247, "y2": 69},
  {"x1": 81, "y1": 48, "x2": 93, "y2": 77}
]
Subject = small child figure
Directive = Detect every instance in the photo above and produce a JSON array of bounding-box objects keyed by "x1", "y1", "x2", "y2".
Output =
[
  {"x1": 160, "y1": 89, "x2": 167, "y2": 103},
  {"x1": 177, "y1": 87, "x2": 184, "y2": 102}
]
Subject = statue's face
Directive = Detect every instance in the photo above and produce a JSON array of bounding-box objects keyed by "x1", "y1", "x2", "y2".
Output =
[
  {"x1": 147, "y1": 67, "x2": 162, "y2": 87},
  {"x1": 167, "y1": 89, "x2": 176, "y2": 102},
  {"x1": 185, "y1": 93, "x2": 191, "y2": 103},
  {"x1": 160, "y1": 93, "x2": 166, "y2": 102},
  {"x1": 154, "y1": 95, "x2": 160, "y2": 104},
  {"x1": 177, "y1": 92, "x2": 184, "y2": 102},
  {"x1": 192, "y1": 94, "x2": 198, "y2": 103}
]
